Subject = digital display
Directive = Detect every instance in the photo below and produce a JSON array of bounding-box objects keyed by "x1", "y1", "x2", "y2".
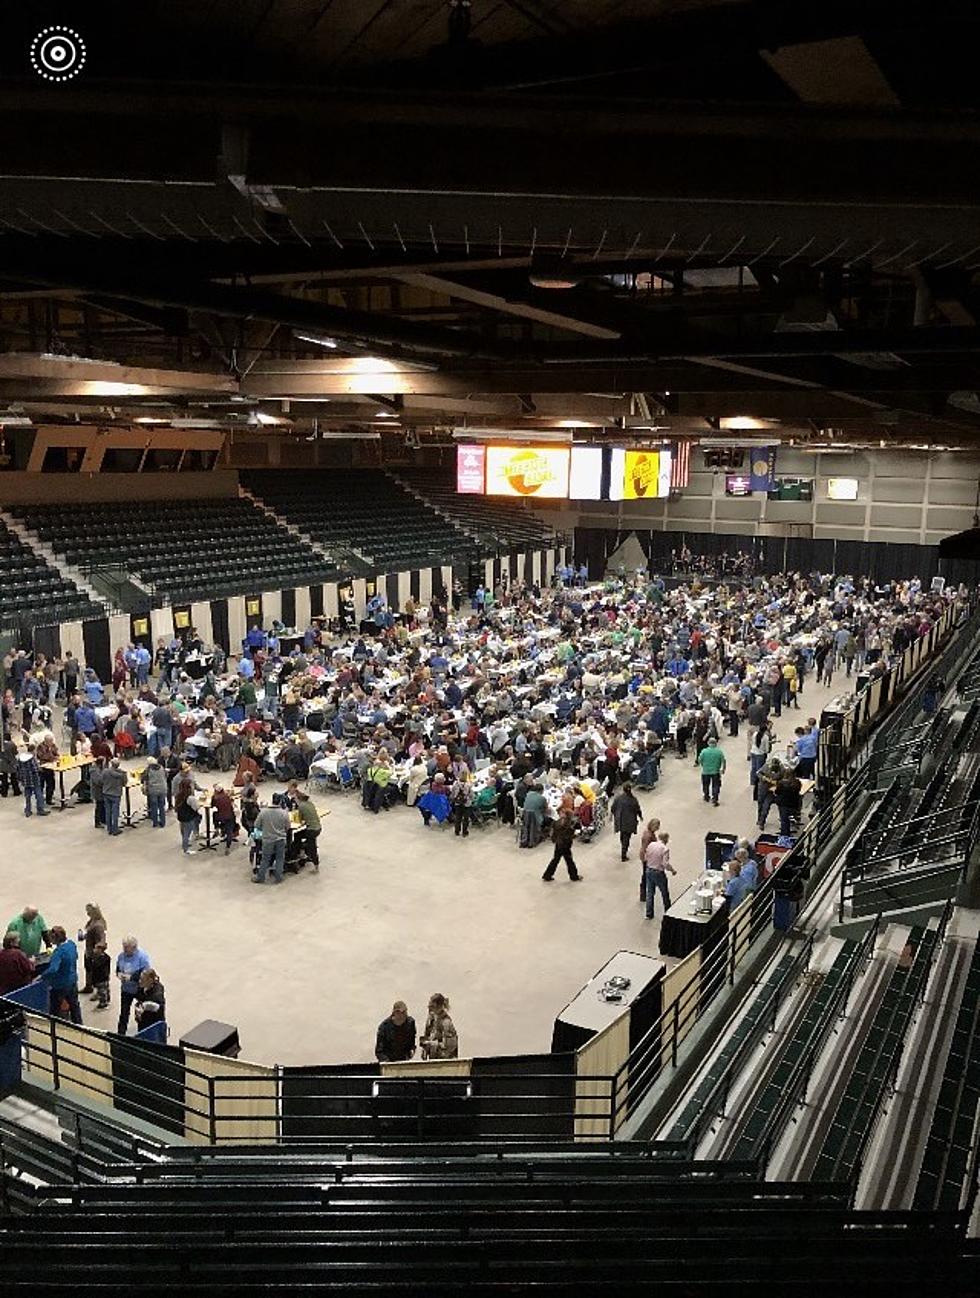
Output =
[
  {"x1": 726, "y1": 474, "x2": 752, "y2": 496},
  {"x1": 485, "y1": 445, "x2": 570, "y2": 498},
  {"x1": 608, "y1": 447, "x2": 626, "y2": 501},
  {"x1": 456, "y1": 443, "x2": 486, "y2": 494},
  {"x1": 827, "y1": 477, "x2": 859, "y2": 501},
  {"x1": 622, "y1": 450, "x2": 661, "y2": 499},
  {"x1": 568, "y1": 445, "x2": 603, "y2": 499}
]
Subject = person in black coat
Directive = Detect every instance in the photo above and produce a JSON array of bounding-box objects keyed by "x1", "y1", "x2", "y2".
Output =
[
  {"x1": 375, "y1": 1001, "x2": 417, "y2": 1062},
  {"x1": 611, "y1": 782, "x2": 644, "y2": 862}
]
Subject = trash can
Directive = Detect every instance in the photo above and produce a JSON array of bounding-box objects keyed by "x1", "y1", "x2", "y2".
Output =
[
  {"x1": 705, "y1": 832, "x2": 738, "y2": 871},
  {"x1": 179, "y1": 1019, "x2": 240, "y2": 1058}
]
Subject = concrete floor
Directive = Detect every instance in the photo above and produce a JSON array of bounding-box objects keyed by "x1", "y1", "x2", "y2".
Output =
[{"x1": 1, "y1": 675, "x2": 844, "y2": 1067}]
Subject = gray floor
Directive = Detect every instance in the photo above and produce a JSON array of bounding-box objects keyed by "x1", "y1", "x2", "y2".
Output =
[{"x1": 2, "y1": 675, "x2": 843, "y2": 1067}]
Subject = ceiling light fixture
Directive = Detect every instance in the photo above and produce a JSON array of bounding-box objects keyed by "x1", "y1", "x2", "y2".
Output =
[{"x1": 293, "y1": 331, "x2": 339, "y2": 350}]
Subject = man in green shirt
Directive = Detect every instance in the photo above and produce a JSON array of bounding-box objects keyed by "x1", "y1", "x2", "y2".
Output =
[
  {"x1": 697, "y1": 738, "x2": 726, "y2": 806},
  {"x1": 6, "y1": 906, "x2": 49, "y2": 958}
]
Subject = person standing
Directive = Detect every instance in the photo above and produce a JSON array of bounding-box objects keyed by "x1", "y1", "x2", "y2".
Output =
[
  {"x1": 6, "y1": 905, "x2": 49, "y2": 958},
  {"x1": 253, "y1": 798, "x2": 290, "y2": 884},
  {"x1": 175, "y1": 782, "x2": 202, "y2": 855},
  {"x1": 749, "y1": 722, "x2": 772, "y2": 794},
  {"x1": 375, "y1": 1001, "x2": 417, "y2": 1062},
  {"x1": 141, "y1": 758, "x2": 169, "y2": 829},
  {"x1": 115, "y1": 936, "x2": 151, "y2": 1035},
  {"x1": 420, "y1": 993, "x2": 458, "y2": 1060},
  {"x1": 451, "y1": 775, "x2": 474, "y2": 838},
  {"x1": 100, "y1": 758, "x2": 127, "y2": 836},
  {"x1": 39, "y1": 927, "x2": 81, "y2": 1024},
  {"x1": 0, "y1": 932, "x2": 35, "y2": 995},
  {"x1": 77, "y1": 902, "x2": 107, "y2": 994},
  {"x1": 775, "y1": 770, "x2": 803, "y2": 837},
  {"x1": 542, "y1": 811, "x2": 582, "y2": 882},
  {"x1": 134, "y1": 969, "x2": 166, "y2": 1034},
  {"x1": 89, "y1": 941, "x2": 111, "y2": 1010},
  {"x1": 210, "y1": 785, "x2": 237, "y2": 854},
  {"x1": 290, "y1": 783, "x2": 321, "y2": 867},
  {"x1": 643, "y1": 832, "x2": 676, "y2": 920},
  {"x1": 697, "y1": 737, "x2": 726, "y2": 806},
  {"x1": 17, "y1": 744, "x2": 48, "y2": 818},
  {"x1": 611, "y1": 782, "x2": 643, "y2": 862}
]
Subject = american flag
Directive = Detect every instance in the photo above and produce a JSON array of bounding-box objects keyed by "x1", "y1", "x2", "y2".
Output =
[{"x1": 670, "y1": 440, "x2": 691, "y2": 490}]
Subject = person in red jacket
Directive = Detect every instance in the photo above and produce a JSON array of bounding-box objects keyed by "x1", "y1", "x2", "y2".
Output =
[{"x1": 0, "y1": 931, "x2": 34, "y2": 995}]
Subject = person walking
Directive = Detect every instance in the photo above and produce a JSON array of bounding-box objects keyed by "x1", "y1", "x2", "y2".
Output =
[
  {"x1": 611, "y1": 782, "x2": 643, "y2": 862},
  {"x1": 375, "y1": 1001, "x2": 417, "y2": 1062},
  {"x1": 39, "y1": 927, "x2": 82, "y2": 1024},
  {"x1": 451, "y1": 774, "x2": 474, "y2": 838},
  {"x1": 254, "y1": 797, "x2": 290, "y2": 884},
  {"x1": 749, "y1": 722, "x2": 772, "y2": 795},
  {"x1": 697, "y1": 736, "x2": 726, "y2": 806},
  {"x1": 542, "y1": 811, "x2": 582, "y2": 881},
  {"x1": 141, "y1": 758, "x2": 169, "y2": 828},
  {"x1": 100, "y1": 758, "x2": 126, "y2": 836},
  {"x1": 77, "y1": 902, "x2": 107, "y2": 994},
  {"x1": 420, "y1": 993, "x2": 458, "y2": 1060},
  {"x1": 643, "y1": 832, "x2": 676, "y2": 920},
  {"x1": 115, "y1": 936, "x2": 151, "y2": 1035}
]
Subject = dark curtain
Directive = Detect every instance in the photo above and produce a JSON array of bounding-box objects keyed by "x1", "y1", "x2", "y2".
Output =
[
  {"x1": 469, "y1": 1052, "x2": 576, "y2": 1141},
  {"x1": 410, "y1": 570, "x2": 420, "y2": 600},
  {"x1": 280, "y1": 1064, "x2": 380, "y2": 1143},
  {"x1": 109, "y1": 1037, "x2": 185, "y2": 1137},
  {"x1": 280, "y1": 587, "x2": 296, "y2": 626},
  {"x1": 32, "y1": 623, "x2": 60, "y2": 661},
  {"x1": 309, "y1": 584, "x2": 323, "y2": 618},
  {"x1": 386, "y1": 575, "x2": 400, "y2": 613},
  {"x1": 431, "y1": 566, "x2": 444, "y2": 598},
  {"x1": 82, "y1": 617, "x2": 111, "y2": 684},
  {"x1": 210, "y1": 599, "x2": 230, "y2": 653},
  {"x1": 524, "y1": 553, "x2": 534, "y2": 584}
]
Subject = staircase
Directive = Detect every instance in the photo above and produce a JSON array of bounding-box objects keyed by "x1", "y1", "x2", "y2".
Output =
[
  {"x1": 238, "y1": 483, "x2": 370, "y2": 577},
  {"x1": 0, "y1": 506, "x2": 112, "y2": 614}
]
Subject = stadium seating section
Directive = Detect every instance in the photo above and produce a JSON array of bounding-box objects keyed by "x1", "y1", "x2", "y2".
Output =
[
  {"x1": 0, "y1": 516, "x2": 103, "y2": 628},
  {"x1": 396, "y1": 467, "x2": 557, "y2": 548},
  {"x1": 243, "y1": 469, "x2": 476, "y2": 571},
  {"x1": 11, "y1": 498, "x2": 344, "y2": 605}
]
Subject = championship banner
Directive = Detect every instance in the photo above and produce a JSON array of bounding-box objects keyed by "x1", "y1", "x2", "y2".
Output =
[{"x1": 749, "y1": 446, "x2": 777, "y2": 493}]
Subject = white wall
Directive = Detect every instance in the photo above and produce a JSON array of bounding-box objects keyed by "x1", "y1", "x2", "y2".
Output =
[{"x1": 570, "y1": 448, "x2": 980, "y2": 545}]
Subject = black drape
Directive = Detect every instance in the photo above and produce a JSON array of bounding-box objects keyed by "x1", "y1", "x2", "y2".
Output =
[
  {"x1": 280, "y1": 1064, "x2": 380, "y2": 1143},
  {"x1": 309, "y1": 584, "x2": 323, "y2": 618},
  {"x1": 410, "y1": 570, "x2": 420, "y2": 600},
  {"x1": 109, "y1": 1037, "x2": 185, "y2": 1137},
  {"x1": 431, "y1": 566, "x2": 443, "y2": 599},
  {"x1": 82, "y1": 617, "x2": 111, "y2": 684},
  {"x1": 469, "y1": 1053, "x2": 576, "y2": 1141},
  {"x1": 209, "y1": 599, "x2": 230, "y2": 653},
  {"x1": 386, "y1": 575, "x2": 400, "y2": 613},
  {"x1": 32, "y1": 623, "x2": 60, "y2": 662},
  {"x1": 280, "y1": 587, "x2": 296, "y2": 626}
]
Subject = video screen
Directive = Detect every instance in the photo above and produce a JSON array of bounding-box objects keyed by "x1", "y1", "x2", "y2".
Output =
[
  {"x1": 485, "y1": 445, "x2": 570, "y2": 498},
  {"x1": 568, "y1": 445, "x2": 603, "y2": 500},
  {"x1": 827, "y1": 477, "x2": 859, "y2": 501},
  {"x1": 725, "y1": 474, "x2": 752, "y2": 496}
]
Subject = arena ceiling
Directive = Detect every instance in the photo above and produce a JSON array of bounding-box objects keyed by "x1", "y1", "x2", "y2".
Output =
[{"x1": 2, "y1": 1, "x2": 980, "y2": 447}]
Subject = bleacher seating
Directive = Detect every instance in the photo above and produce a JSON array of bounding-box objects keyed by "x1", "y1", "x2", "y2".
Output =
[
  {"x1": 0, "y1": 1120, "x2": 975, "y2": 1292},
  {"x1": 10, "y1": 498, "x2": 345, "y2": 604},
  {"x1": 812, "y1": 924, "x2": 940, "y2": 1184},
  {"x1": 914, "y1": 934, "x2": 980, "y2": 1211},
  {"x1": 397, "y1": 466, "x2": 558, "y2": 549},
  {"x1": 243, "y1": 469, "x2": 476, "y2": 571},
  {"x1": 0, "y1": 515, "x2": 102, "y2": 628}
]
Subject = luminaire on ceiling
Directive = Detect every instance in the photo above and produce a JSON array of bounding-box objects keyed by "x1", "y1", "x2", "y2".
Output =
[
  {"x1": 293, "y1": 331, "x2": 338, "y2": 350},
  {"x1": 452, "y1": 428, "x2": 574, "y2": 443}
]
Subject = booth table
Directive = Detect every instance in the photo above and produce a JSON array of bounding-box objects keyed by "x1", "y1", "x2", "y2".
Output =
[
  {"x1": 659, "y1": 885, "x2": 730, "y2": 959},
  {"x1": 42, "y1": 755, "x2": 95, "y2": 810},
  {"x1": 551, "y1": 949, "x2": 663, "y2": 1053}
]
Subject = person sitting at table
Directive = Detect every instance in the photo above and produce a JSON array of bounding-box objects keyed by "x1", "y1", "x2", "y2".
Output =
[{"x1": 234, "y1": 750, "x2": 263, "y2": 788}]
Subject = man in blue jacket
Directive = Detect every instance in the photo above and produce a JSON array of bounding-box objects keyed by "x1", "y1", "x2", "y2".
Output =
[{"x1": 39, "y1": 927, "x2": 81, "y2": 1023}]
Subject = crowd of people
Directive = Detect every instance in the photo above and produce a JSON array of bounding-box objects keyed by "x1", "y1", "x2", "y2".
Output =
[
  {"x1": 0, "y1": 560, "x2": 964, "y2": 1052},
  {"x1": 0, "y1": 902, "x2": 165, "y2": 1034}
]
